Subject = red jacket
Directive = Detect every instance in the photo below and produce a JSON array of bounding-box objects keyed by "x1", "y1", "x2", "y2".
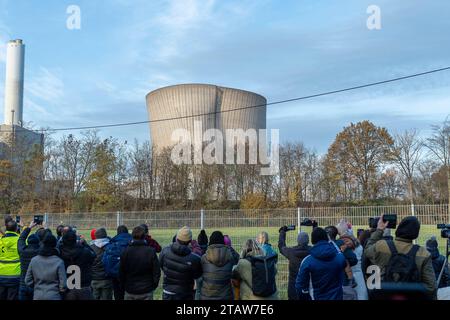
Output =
[{"x1": 144, "y1": 235, "x2": 161, "y2": 253}]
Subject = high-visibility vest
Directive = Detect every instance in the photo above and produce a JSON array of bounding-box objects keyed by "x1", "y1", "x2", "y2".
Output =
[{"x1": 0, "y1": 232, "x2": 21, "y2": 277}]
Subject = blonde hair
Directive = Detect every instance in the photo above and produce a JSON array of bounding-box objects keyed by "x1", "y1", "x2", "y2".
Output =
[
  {"x1": 240, "y1": 239, "x2": 263, "y2": 258},
  {"x1": 257, "y1": 231, "x2": 269, "y2": 245}
]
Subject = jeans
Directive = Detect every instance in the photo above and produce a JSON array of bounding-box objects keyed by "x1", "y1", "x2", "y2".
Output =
[
  {"x1": 91, "y1": 279, "x2": 113, "y2": 300},
  {"x1": 0, "y1": 285, "x2": 19, "y2": 300},
  {"x1": 124, "y1": 291, "x2": 153, "y2": 300},
  {"x1": 18, "y1": 285, "x2": 34, "y2": 301},
  {"x1": 163, "y1": 291, "x2": 194, "y2": 300}
]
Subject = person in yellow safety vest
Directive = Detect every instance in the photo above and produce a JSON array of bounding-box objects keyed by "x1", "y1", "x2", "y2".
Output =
[{"x1": 0, "y1": 220, "x2": 21, "y2": 300}]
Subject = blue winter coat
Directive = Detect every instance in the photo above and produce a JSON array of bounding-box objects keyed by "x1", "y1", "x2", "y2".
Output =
[
  {"x1": 102, "y1": 232, "x2": 132, "y2": 278},
  {"x1": 295, "y1": 240, "x2": 346, "y2": 300},
  {"x1": 261, "y1": 243, "x2": 277, "y2": 257}
]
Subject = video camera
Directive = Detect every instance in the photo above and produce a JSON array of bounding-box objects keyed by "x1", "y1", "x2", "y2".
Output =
[
  {"x1": 437, "y1": 224, "x2": 450, "y2": 239},
  {"x1": 369, "y1": 214, "x2": 397, "y2": 229}
]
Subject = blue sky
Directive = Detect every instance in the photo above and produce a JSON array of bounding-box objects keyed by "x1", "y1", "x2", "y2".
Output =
[{"x1": 0, "y1": 0, "x2": 449, "y2": 153}]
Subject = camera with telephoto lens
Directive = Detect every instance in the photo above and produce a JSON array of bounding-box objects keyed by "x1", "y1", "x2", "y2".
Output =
[
  {"x1": 286, "y1": 225, "x2": 296, "y2": 231},
  {"x1": 300, "y1": 218, "x2": 318, "y2": 228},
  {"x1": 279, "y1": 225, "x2": 296, "y2": 233},
  {"x1": 437, "y1": 224, "x2": 450, "y2": 239},
  {"x1": 369, "y1": 214, "x2": 397, "y2": 229}
]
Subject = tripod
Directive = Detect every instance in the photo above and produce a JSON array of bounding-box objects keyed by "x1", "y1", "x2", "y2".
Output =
[{"x1": 436, "y1": 237, "x2": 449, "y2": 287}]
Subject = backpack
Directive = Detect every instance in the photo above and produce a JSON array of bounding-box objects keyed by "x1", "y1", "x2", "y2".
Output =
[
  {"x1": 246, "y1": 253, "x2": 278, "y2": 297},
  {"x1": 102, "y1": 239, "x2": 129, "y2": 278},
  {"x1": 384, "y1": 240, "x2": 420, "y2": 283}
]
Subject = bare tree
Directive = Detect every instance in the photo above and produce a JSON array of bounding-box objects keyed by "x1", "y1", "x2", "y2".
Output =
[
  {"x1": 390, "y1": 129, "x2": 423, "y2": 214},
  {"x1": 425, "y1": 118, "x2": 450, "y2": 214}
]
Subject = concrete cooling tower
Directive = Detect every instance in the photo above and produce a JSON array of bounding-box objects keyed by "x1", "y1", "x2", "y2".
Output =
[{"x1": 146, "y1": 84, "x2": 267, "y2": 150}]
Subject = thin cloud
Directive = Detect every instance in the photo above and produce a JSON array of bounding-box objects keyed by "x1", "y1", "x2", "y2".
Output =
[{"x1": 26, "y1": 67, "x2": 64, "y2": 102}]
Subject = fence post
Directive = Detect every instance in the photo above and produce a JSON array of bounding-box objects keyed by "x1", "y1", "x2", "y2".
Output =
[
  {"x1": 116, "y1": 211, "x2": 120, "y2": 228},
  {"x1": 410, "y1": 203, "x2": 415, "y2": 217},
  {"x1": 200, "y1": 209, "x2": 204, "y2": 230},
  {"x1": 44, "y1": 212, "x2": 48, "y2": 227},
  {"x1": 297, "y1": 207, "x2": 301, "y2": 234}
]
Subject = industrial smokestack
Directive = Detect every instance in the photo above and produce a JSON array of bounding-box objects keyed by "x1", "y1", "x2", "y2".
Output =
[{"x1": 4, "y1": 39, "x2": 25, "y2": 126}]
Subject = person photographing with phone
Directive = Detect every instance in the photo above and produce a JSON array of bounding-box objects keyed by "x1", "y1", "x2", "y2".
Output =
[
  {"x1": 17, "y1": 220, "x2": 41, "y2": 300},
  {"x1": 364, "y1": 214, "x2": 437, "y2": 300},
  {"x1": 278, "y1": 225, "x2": 311, "y2": 300}
]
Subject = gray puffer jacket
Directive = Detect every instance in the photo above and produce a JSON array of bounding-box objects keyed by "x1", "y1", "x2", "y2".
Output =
[
  {"x1": 200, "y1": 244, "x2": 238, "y2": 300},
  {"x1": 25, "y1": 255, "x2": 67, "y2": 300}
]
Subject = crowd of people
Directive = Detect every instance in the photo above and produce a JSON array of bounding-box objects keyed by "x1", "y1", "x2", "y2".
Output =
[{"x1": 0, "y1": 214, "x2": 448, "y2": 300}]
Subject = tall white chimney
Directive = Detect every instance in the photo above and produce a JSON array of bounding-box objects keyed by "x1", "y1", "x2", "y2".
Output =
[{"x1": 4, "y1": 39, "x2": 25, "y2": 126}]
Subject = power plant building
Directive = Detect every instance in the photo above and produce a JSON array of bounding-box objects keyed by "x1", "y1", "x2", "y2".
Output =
[
  {"x1": 146, "y1": 84, "x2": 267, "y2": 150},
  {"x1": 0, "y1": 39, "x2": 43, "y2": 163}
]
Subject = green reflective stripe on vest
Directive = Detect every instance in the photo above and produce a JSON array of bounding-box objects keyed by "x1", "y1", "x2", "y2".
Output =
[{"x1": 0, "y1": 232, "x2": 20, "y2": 277}]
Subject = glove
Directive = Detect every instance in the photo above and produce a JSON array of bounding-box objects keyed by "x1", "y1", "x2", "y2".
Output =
[{"x1": 279, "y1": 226, "x2": 288, "y2": 233}]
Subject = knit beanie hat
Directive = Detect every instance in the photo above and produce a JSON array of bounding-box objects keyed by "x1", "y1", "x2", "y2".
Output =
[
  {"x1": 395, "y1": 216, "x2": 420, "y2": 240},
  {"x1": 177, "y1": 226, "x2": 192, "y2": 242},
  {"x1": 297, "y1": 232, "x2": 309, "y2": 246},
  {"x1": 311, "y1": 227, "x2": 329, "y2": 245},
  {"x1": 90, "y1": 229, "x2": 97, "y2": 240},
  {"x1": 224, "y1": 235, "x2": 231, "y2": 246},
  {"x1": 209, "y1": 231, "x2": 225, "y2": 245},
  {"x1": 197, "y1": 230, "x2": 208, "y2": 246}
]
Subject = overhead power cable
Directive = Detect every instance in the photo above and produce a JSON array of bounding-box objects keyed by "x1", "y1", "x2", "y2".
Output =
[{"x1": 11, "y1": 66, "x2": 450, "y2": 133}]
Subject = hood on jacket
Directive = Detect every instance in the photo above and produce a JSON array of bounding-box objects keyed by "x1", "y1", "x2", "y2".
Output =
[
  {"x1": 111, "y1": 232, "x2": 132, "y2": 244},
  {"x1": 205, "y1": 244, "x2": 231, "y2": 267},
  {"x1": 171, "y1": 241, "x2": 192, "y2": 256},
  {"x1": 27, "y1": 234, "x2": 40, "y2": 246},
  {"x1": 130, "y1": 239, "x2": 147, "y2": 246},
  {"x1": 59, "y1": 243, "x2": 83, "y2": 259},
  {"x1": 91, "y1": 237, "x2": 110, "y2": 248},
  {"x1": 310, "y1": 240, "x2": 338, "y2": 261}
]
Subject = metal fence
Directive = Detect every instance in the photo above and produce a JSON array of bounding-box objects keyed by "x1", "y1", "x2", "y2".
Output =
[{"x1": 19, "y1": 204, "x2": 449, "y2": 299}]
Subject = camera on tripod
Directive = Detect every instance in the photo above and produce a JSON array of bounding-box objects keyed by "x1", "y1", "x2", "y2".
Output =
[{"x1": 437, "y1": 224, "x2": 450, "y2": 239}]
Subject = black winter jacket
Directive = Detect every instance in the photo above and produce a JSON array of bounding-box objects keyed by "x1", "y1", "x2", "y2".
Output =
[
  {"x1": 119, "y1": 240, "x2": 161, "y2": 295},
  {"x1": 278, "y1": 230, "x2": 311, "y2": 300},
  {"x1": 18, "y1": 227, "x2": 40, "y2": 287},
  {"x1": 428, "y1": 246, "x2": 450, "y2": 288},
  {"x1": 90, "y1": 240, "x2": 110, "y2": 281},
  {"x1": 159, "y1": 242, "x2": 202, "y2": 297},
  {"x1": 200, "y1": 244, "x2": 239, "y2": 300},
  {"x1": 59, "y1": 242, "x2": 96, "y2": 288}
]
